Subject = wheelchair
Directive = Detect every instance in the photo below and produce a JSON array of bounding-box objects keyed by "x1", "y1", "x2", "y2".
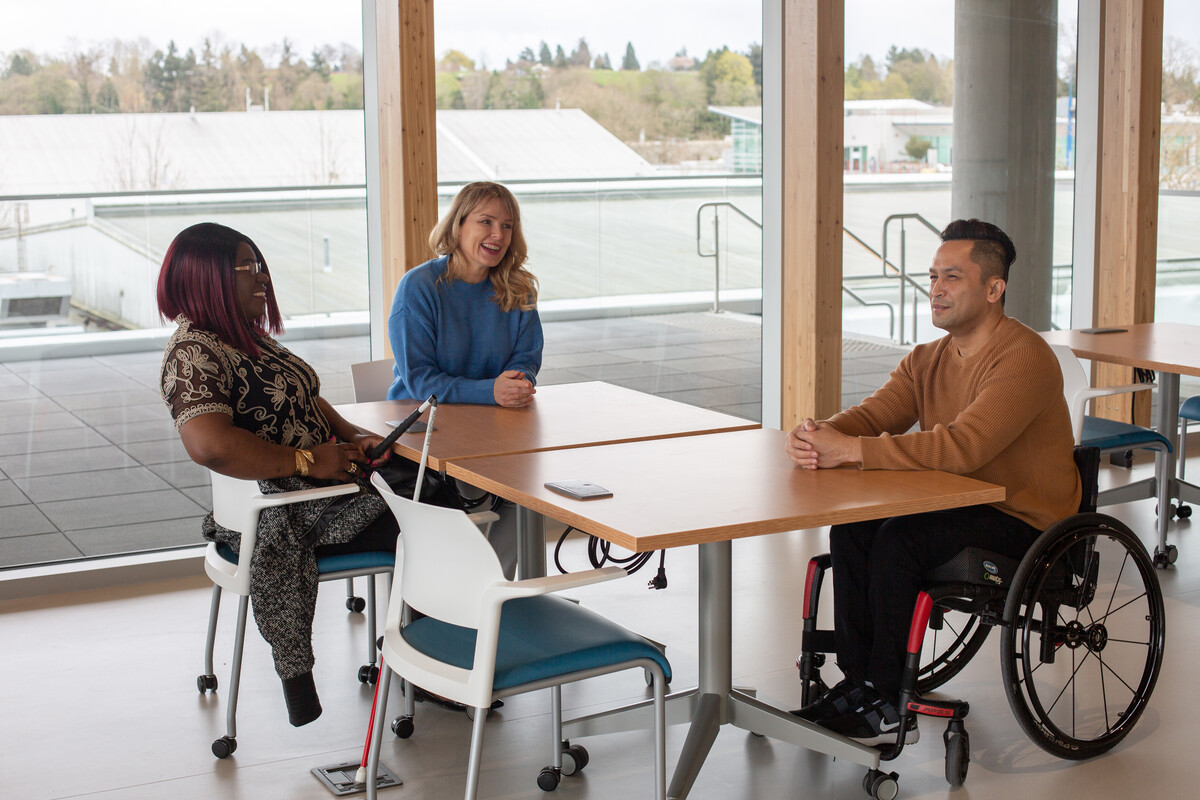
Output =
[{"x1": 797, "y1": 447, "x2": 1166, "y2": 796}]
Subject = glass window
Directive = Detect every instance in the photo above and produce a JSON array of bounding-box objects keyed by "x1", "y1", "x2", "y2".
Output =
[
  {"x1": 841, "y1": 1, "x2": 1077, "y2": 407},
  {"x1": 0, "y1": 4, "x2": 370, "y2": 568},
  {"x1": 432, "y1": 4, "x2": 764, "y2": 421}
]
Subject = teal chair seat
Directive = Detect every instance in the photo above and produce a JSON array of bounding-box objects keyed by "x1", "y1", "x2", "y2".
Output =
[
  {"x1": 403, "y1": 594, "x2": 672, "y2": 691},
  {"x1": 1081, "y1": 415, "x2": 1172, "y2": 454},
  {"x1": 216, "y1": 542, "x2": 394, "y2": 574}
]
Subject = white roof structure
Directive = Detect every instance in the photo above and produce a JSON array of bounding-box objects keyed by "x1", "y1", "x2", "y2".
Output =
[{"x1": 0, "y1": 108, "x2": 655, "y2": 197}]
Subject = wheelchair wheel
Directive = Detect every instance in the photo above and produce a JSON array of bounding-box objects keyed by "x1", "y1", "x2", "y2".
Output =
[
  {"x1": 916, "y1": 603, "x2": 992, "y2": 694},
  {"x1": 1000, "y1": 513, "x2": 1165, "y2": 760}
]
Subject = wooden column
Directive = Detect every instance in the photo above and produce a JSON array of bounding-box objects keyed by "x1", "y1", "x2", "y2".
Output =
[
  {"x1": 1093, "y1": 0, "x2": 1163, "y2": 424},
  {"x1": 780, "y1": 0, "x2": 844, "y2": 427},
  {"x1": 375, "y1": 0, "x2": 438, "y2": 357}
]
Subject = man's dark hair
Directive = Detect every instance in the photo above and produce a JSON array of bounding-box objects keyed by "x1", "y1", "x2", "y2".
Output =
[{"x1": 939, "y1": 218, "x2": 1017, "y2": 283}]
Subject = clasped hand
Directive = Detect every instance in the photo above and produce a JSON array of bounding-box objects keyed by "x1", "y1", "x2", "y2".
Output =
[
  {"x1": 494, "y1": 370, "x2": 535, "y2": 407},
  {"x1": 784, "y1": 418, "x2": 861, "y2": 470}
]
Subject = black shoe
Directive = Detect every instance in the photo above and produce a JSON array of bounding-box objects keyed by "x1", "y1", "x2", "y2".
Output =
[
  {"x1": 791, "y1": 678, "x2": 860, "y2": 723},
  {"x1": 282, "y1": 671, "x2": 323, "y2": 727},
  {"x1": 818, "y1": 685, "x2": 918, "y2": 746}
]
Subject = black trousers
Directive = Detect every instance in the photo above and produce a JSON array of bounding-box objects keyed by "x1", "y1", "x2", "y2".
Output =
[{"x1": 829, "y1": 504, "x2": 1040, "y2": 703}]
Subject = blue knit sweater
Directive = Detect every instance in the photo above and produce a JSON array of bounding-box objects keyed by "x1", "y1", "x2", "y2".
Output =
[{"x1": 386, "y1": 256, "x2": 543, "y2": 404}]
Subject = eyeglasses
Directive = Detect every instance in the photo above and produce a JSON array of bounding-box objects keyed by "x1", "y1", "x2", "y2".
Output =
[{"x1": 234, "y1": 261, "x2": 265, "y2": 275}]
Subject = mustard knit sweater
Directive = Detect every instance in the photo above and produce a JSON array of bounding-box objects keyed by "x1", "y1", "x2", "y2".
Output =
[{"x1": 827, "y1": 316, "x2": 1082, "y2": 530}]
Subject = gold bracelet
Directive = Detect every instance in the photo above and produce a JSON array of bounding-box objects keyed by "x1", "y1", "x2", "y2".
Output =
[{"x1": 294, "y1": 448, "x2": 314, "y2": 477}]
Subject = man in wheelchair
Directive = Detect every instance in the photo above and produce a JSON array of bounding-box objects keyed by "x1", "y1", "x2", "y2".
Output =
[{"x1": 784, "y1": 218, "x2": 1082, "y2": 746}]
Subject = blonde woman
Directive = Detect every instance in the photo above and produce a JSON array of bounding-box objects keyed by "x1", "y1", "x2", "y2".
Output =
[{"x1": 386, "y1": 181, "x2": 542, "y2": 406}]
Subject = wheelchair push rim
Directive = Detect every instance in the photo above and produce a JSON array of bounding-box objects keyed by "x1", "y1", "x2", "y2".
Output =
[{"x1": 1000, "y1": 513, "x2": 1165, "y2": 760}]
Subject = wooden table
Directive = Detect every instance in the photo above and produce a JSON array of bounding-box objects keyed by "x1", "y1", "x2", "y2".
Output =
[
  {"x1": 1042, "y1": 323, "x2": 1200, "y2": 528},
  {"x1": 449, "y1": 428, "x2": 1005, "y2": 799},
  {"x1": 336, "y1": 381, "x2": 759, "y2": 576},
  {"x1": 336, "y1": 381, "x2": 759, "y2": 472}
]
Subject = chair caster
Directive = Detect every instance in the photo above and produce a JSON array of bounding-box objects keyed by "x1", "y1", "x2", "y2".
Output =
[
  {"x1": 346, "y1": 596, "x2": 366, "y2": 613},
  {"x1": 1179, "y1": 504, "x2": 1193, "y2": 520},
  {"x1": 197, "y1": 674, "x2": 218, "y2": 693},
  {"x1": 537, "y1": 767, "x2": 560, "y2": 791},
  {"x1": 560, "y1": 742, "x2": 589, "y2": 775},
  {"x1": 359, "y1": 664, "x2": 379, "y2": 684},
  {"x1": 943, "y1": 725, "x2": 970, "y2": 787},
  {"x1": 1153, "y1": 544, "x2": 1178, "y2": 569},
  {"x1": 212, "y1": 735, "x2": 237, "y2": 759},
  {"x1": 862, "y1": 768, "x2": 899, "y2": 800},
  {"x1": 391, "y1": 715, "x2": 415, "y2": 739}
]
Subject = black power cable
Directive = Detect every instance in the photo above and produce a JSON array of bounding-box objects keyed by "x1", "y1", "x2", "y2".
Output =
[{"x1": 554, "y1": 526, "x2": 668, "y2": 590}]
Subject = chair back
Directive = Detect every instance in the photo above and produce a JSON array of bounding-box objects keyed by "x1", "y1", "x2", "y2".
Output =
[
  {"x1": 351, "y1": 359, "x2": 397, "y2": 402},
  {"x1": 371, "y1": 471, "x2": 505, "y2": 629},
  {"x1": 1050, "y1": 344, "x2": 1088, "y2": 444}
]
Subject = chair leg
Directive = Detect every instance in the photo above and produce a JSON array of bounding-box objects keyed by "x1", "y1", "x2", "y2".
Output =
[
  {"x1": 366, "y1": 574, "x2": 378, "y2": 668},
  {"x1": 464, "y1": 705, "x2": 488, "y2": 800},
  {"x1": 366, "y1": 669, "x2": 393, "y2": 800},
  {"x1": 1182, "y1": 419, "x2": 1190, "y2": 482},
  {"x1": 653, "y1": 667, "x2": 666, "y2": 800},
  {"x1": 226, "y1": 594, "x2": 250, "y2": 739},
  {"x1": 1156, "y1": 447, "x2": 1173, "y2": 560},
  {"x1": 203, "y1": 583, "x2": 222, "y2": 679},
  {"x1": 550, "y1": 686, "x2": 563, "y2": 770}
]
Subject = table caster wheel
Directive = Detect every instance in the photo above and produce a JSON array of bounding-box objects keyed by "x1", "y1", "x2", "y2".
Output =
[
  {"x1": 1179, "y1": 504, "x2": 1193, "y2": 519},
  {"x1": 346, "y1": 596, "x2": 366, "y2": 613},
  {"x1": 197, "y1": 674, "x2": 218, "y2": 693},
  {"x1": 862, "y1": 768, "x2": 899, "y2": 800},
  {"x1": 943, "y1": 728, "x2": 969, "y2": 787},
  {"x1": 359, "y1": 664, "x2": 379, "y2": 684},
  {"x1": 391, "y1": 715, "x2": 414, "y2": 739},
  {"x1": 537, "y1": 767, "x2": 560, "y2": 791},
  {"x1": 212, "y1": 735, "x2": 237, "y2": 759},
  {"x1": 560, "y1": 743, "x2": 588, "y2": 775}
]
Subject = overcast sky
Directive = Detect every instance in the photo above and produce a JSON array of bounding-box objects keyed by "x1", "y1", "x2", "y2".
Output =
[{"x1": 4, "y1": 1, "x2": 1200, "y2": 74}]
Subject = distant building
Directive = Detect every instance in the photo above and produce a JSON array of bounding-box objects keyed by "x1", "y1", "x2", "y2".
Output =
[{"x1": 710, "y1": 100, "x2": 1087, "y2": 175}]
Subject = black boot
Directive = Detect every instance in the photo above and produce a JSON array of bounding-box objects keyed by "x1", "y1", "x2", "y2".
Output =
[{"x1": 282, "y1": 671, "x2": 322, "y2": 727}]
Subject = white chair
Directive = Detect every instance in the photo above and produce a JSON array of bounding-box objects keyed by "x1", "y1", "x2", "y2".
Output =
[
  {"x1": 1050, "y1": 344, "x2": 1175, "y2": 565},
  {"x1": 351, "y1": 358, "x2": 398, "y2": 403},
  {"x1": 364, "y1": 470, "x2": 669, "y2": 800},
  {"x1": 198, "y1": 470, "x2": 395, "y2": 758}
]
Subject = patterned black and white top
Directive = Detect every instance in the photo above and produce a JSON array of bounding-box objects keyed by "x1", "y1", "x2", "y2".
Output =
[
  {"x1": 160, "y1": 315, "x2": 331, "y2": 449},
  {"x1": 159, "y1": 315, "x2": 388, "y2": 680}
]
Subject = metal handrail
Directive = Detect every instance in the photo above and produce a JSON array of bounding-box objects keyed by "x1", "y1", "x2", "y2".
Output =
[
  {"x1": 882, "y1": 213, "x2": 941, "y2": 344},
  {"x1": 696, "y1": 201, "x2": 762, "y2": 312},
  {"x1": 696, "y1": 202, "x2": 900, "y2": 336}
]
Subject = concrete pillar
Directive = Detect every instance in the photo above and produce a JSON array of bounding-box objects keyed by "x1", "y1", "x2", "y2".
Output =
[{"x1": 952, "y1": 0, "x2": 1059, "y2": 330}]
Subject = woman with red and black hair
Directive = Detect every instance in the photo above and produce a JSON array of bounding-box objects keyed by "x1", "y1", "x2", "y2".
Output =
[{"x1": 157, "y1": 222, "x2": 396, "y2": 727}]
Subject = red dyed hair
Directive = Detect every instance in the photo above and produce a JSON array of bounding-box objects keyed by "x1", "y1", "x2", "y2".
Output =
[{"x1": 156, "y1": 222, "x2": 283, "y2": 357}]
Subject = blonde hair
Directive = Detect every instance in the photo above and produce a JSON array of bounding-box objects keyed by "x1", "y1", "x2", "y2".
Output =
[{"x1": 429, "y1": 181, "x2": 538, "y2": 312}]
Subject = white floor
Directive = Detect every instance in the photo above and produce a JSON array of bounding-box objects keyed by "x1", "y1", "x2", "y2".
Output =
[{"x1": 2, "y1": 454, "x2": 1197, "y2": 800}]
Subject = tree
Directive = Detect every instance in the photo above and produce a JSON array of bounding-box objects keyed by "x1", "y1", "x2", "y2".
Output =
[
  {"x1": 436, "y1": 71, "x2": 465, "y2": 108},
  {"x1": 96, "y1": 78, "x2": 120, "y2": 112},
  {"x1": 553, "y1": 45, "x2": 568, "y2": 69},
  {"x1": 905, "y1": 136, "x2": 933, "y2": 161},
  {"x1": 593, "y1": 53, "x2": 612, "y2": 70},
  {"x1": 538, "y1": 41, "x2": 553, "y2": 66},
  {"x1": 700, "y1": 47, "x2": 756, "y2": 104},
  {"x1": 310, "y1": 48, "x2": 332, "y2": 79},
  {"x1": 439, "y1": 49, "x2": 475, "y2": 73},
  {"x1": 746, "y1": 42, "x2": 762, "y2": 90},
  {"x1": 7, "y1": 53, "x2": 34, "y2": 77},
  {"x1": 621, "y1": 42, "x2": 640, "y2": 71},
  {"x1": 569, "y1": 38, "x2": 591, "y2": 68},
  {"x1": 517, "y1": 47, "x2": 536, "y2": 64}
]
